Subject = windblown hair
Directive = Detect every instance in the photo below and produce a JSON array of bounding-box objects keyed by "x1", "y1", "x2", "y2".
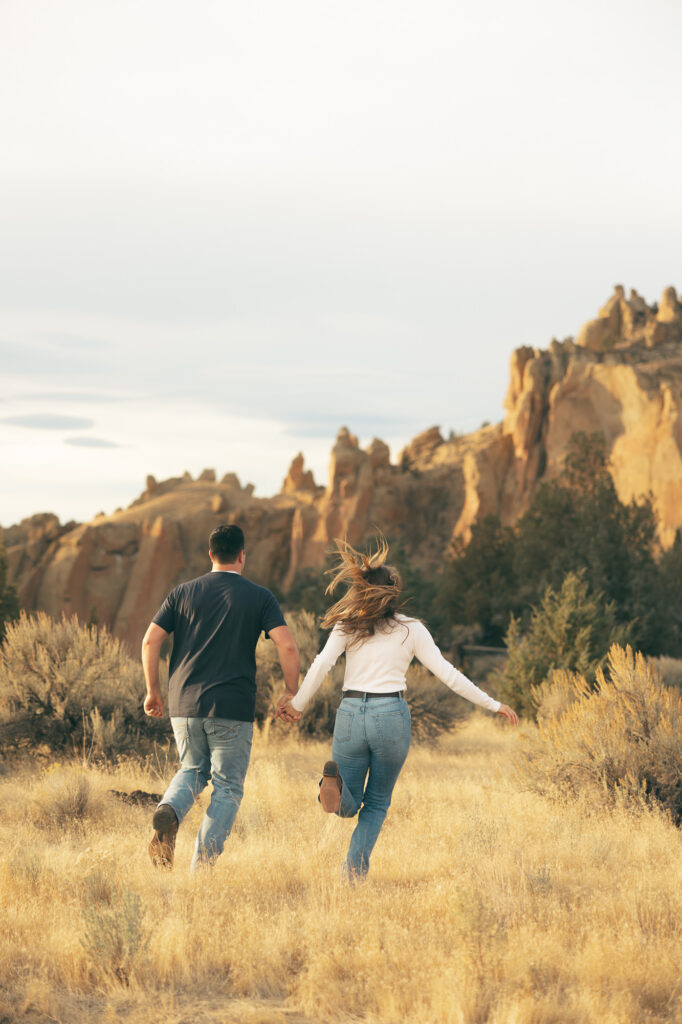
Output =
[{"x1": 320, "y1": 537, "x2": 405, "y2": 647}]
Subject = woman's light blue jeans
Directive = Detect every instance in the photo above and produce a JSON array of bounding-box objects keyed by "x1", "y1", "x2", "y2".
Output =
[
  {"x1": 331, "y1": 694, "x2": 411, "y2": 880},
  {"x1": 160, "y1": 716, "x2": 253, "y2": 872}
]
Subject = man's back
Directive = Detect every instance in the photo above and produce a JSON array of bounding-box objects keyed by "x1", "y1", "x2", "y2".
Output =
[
  {"x1": 143, "y1": 523, "x2": 300, "y2": 872},
  {"x1": 153, "y1": 571, "x2": 285, "y2": 721}
]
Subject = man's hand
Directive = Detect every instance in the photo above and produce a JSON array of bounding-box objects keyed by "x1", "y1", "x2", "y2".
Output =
[
  {"x1": 275, "y1": 692, "x2": 301, "y2": 723},
  {"x1": 144, "y1": 691, "x2": 165, "y2": 718},
  {"x1": 142, "y1": 622, "x2": 168, "y2": 719},
  {"x1": 496, "y1": 703, "x2": 519, "y2": 725}
]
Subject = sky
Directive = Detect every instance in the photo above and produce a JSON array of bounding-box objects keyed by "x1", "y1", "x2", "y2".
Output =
[{"x1": 2, "y1": 0, "x2": 681, "y2": 526}]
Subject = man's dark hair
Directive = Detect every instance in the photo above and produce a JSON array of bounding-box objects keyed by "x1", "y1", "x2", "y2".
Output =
[{"x1": 209, "y1": 524, "x2": 245, "y2": 563}]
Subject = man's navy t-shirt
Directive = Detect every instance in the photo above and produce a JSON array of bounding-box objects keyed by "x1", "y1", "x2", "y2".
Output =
[{"x1": 152, "y1": 571, "x2": 286, "y2": 722}]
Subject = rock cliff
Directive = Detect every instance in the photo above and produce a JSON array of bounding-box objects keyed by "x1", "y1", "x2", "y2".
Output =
[{"x1": 4, "y1": 285, "x2": 682, "y2": 653}]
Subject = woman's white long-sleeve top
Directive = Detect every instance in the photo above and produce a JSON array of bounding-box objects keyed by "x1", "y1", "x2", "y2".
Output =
[{"x1": 290, "y1": 614, "x2": 501, "y2": 714}]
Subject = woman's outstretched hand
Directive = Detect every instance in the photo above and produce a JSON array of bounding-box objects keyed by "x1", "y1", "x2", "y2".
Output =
[{"x1": 496, "y1": 703, "x2": 519, "y2": 725}]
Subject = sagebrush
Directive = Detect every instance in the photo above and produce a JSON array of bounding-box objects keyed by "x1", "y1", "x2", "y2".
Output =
[
  {"x1": 517, "y1": 644, "x2": 682, "y2": 823},
  {"x1": 0, "y1": 612, "x2": 169, "y2": 757}
]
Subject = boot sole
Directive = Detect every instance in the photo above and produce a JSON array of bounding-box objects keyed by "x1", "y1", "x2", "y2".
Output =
[
  {"x1": 149, "y1": 805, "x2": 178, "y2": 869},
  {"x1": 320, "y1": 761, "x2": 342, "y2": 813},
  {"x1": 152, "y1": 805, "x2": 178, "y2": 833}
]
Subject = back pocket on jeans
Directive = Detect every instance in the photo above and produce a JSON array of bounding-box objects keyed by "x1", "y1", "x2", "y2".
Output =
[
  {"x1": 375, "y1": 706, "x2": 410, "y2": 741},
  {"x1": 334, "y1": 709, "x2": 353, "y2": 742}
]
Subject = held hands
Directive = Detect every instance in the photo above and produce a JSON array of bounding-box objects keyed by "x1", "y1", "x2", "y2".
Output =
[
  {"x1": 274, "y1": 691, "x2": 301, "y2": 724},
  {"x1": 144, "y1": 690, "x2": 164, "y2": 718},
  {"x1": 496, "y1": 703, "x2": 519, "y2": 725}
]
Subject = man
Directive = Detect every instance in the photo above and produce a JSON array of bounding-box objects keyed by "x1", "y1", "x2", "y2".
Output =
[{"x1": 142, "y1": 523, "x2": 300, "y2": 871}]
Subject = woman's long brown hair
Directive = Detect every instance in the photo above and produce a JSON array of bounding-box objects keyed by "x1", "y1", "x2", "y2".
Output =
[{"x1": 320, "y1": 536, "x2": 405, "y2": 647}]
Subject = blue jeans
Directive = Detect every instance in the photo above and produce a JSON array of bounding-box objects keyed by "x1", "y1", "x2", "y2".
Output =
[
  {"x1": 161, "y1": 716, "x2": 253, "y2": 872},
  {"x1": 332, "y1": 694, "x2": 411, "y2": 880}
]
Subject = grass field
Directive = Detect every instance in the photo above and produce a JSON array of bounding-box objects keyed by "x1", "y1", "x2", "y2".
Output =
[{"x1": 0, "y1": 715, "x2": 681, "y2": 1024}]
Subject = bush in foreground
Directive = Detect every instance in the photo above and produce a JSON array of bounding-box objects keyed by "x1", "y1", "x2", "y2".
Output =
[
  {"x1": 0, "y1": 612, "x2": 168, "y2": 757},
  {"x1": 517, "y1": 645, "x2": 682, "y2": 824}
]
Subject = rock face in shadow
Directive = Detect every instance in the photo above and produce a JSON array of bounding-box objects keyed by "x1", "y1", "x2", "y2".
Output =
[{"x1": 4, "y1": 285, "x2": 682, "y2": 653}]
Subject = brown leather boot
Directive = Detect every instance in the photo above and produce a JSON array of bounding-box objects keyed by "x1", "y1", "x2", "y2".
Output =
[
  {"x1": 319, "y1": 761, "x2": 342, "y2": 813},
  {"x1": 148, "y1": 804, "x2": 179, "y2": 869}
]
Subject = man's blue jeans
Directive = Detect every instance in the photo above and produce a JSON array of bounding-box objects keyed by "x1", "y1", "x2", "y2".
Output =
[
  {"x1": 331, "y1": 694, "x2": 411, "y2": 880},
  {"x1": 160, "y1": 716, "x2": 253, "y2": 872}
]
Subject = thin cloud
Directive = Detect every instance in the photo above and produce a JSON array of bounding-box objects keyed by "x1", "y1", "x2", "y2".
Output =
[
  {"x1": 17, "y1": 391, "x2": 129, "y2": 403},
  {"x1": 64, "y1": 436, "x2": 121, "y2": 448},
  {"x1": 2, "y1": 414, "x2": 94, "y2": 430}
]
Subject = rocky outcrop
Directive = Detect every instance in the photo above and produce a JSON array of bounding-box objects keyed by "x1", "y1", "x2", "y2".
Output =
[
  {"x1": 494, "y1": 286, "x2": 682, "y2": 542},
  {"x1": 3, "y1": 475, "x2": 299, "y2": 653},
  {"x1": 4, "y1": 285, "x2": 682, "y2": 652},
  {"x1": 281, "y1": 454, "x2": 319, "y2": 496},
  {"x1": 576, "y1": 285, "x2": 682, "y2": 351}
]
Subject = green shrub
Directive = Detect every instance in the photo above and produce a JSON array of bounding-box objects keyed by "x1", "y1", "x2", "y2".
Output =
[
  {"x1": 496, "y1": 571, "x2": 628, "y2": 719},
  {"x1": 437, "y1": 515, "x2": 517, "y2": 646},
  {"x1": 0, "y1": 611, "x2": 169, "y2": 756},
  {"x1": 516, "y1": 645, "x2": 682, "y2": 824}
]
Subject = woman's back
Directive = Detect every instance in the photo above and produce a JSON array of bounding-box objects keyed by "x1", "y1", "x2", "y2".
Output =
[
  {"x1": 292, "y1": 613, "x2": 500, "y2": 713},
  {"x1": 342, "y1": 614, "x2": 416, "y2": 692}
]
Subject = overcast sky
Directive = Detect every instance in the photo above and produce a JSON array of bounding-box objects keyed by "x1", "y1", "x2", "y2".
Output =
[{"x1": 2, "y1": 0, "x2": 681, "y2": 526}]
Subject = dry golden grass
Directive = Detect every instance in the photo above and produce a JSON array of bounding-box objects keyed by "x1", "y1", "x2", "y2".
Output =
[{"x1": 0, "y1": 716, "x2": 681, "y2": 1024}]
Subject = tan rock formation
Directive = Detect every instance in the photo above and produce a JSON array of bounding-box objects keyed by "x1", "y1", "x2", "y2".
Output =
[
  {"x1": 282, "y1": 453, "x2": 318, "y2": 495},
  {"x1": 399, "y1": 426, "x2": 444, "y2": 468},
  {"x1": 576, "y1": 285, "x2": 682, "y2": 351},
  {"x1": 3, "y1": 474, "x2": 298, "y2": 653},
  {"x1": 5, "y1": 285, "x2": 682, "y2": 652}
]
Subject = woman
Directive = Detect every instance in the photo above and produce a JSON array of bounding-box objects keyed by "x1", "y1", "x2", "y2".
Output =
[{"x1": 281, "y1": 538, "x2": 518, "y2": 881}]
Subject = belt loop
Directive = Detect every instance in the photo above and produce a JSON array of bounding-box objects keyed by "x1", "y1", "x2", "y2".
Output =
[{"x1": 362, "y1": 692, "x2": 367, "y2": 703}]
